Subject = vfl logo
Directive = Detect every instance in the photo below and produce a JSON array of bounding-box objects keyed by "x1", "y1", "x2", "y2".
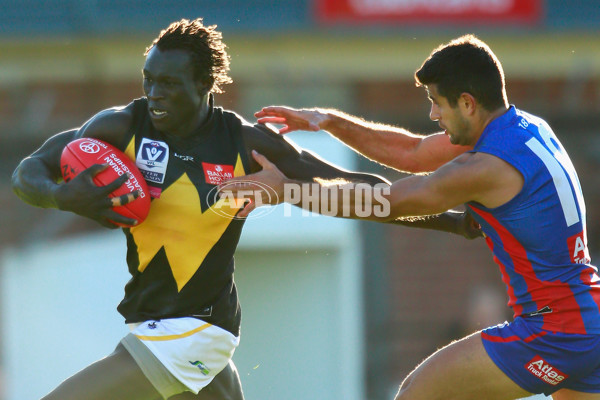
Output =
[
  {"x1": 141, "y1": 141, "x2": 167, "y2": 164},
  {"x1": 525, "y1": 356, "x2": 568, "y2": 385},
  {"x1": 78, "y1": 141, "x2": 101, "y2": 154},
  {"x1": 136, "y1": 138, "x2": 169, "y2": 185}
]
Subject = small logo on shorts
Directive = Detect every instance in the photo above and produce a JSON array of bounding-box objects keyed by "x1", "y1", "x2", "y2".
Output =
[
  {"x1": 147, "y1": 322, "x2": 157, "y2": 329},
  {"x1": 190, "y1": 360, "x2": 210, "y2": 376},
  {"x1": 525, "y1": 356, "x2": 568, "y2": 385}
]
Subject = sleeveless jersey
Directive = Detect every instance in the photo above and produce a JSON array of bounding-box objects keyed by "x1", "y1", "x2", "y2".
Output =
[
  {"x1": 467, "y1": 106, "x2": 600, "y2": 334},
  {"x1": 116, "y1": 97, "x2": 251, "y2": 336}
]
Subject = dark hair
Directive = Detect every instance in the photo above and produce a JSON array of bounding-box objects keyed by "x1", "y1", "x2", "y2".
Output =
[
  {"x1": 145, "y1": 18, "x2": 232, "y2": 93},
  {"x1": 415, "y1": 34, "x2": 507, "y2": 111}
]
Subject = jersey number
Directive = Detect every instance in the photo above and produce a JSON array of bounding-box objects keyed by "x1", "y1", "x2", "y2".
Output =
[{"x1": 524, "y1": 121, "x2": 583, "y2": 227}]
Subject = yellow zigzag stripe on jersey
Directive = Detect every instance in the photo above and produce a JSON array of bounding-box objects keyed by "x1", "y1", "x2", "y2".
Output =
[
  {"x1": 125, "y1": 144, "x2": 246, "y2": 292},
  {"x1": 135, "y1": 322, "x2": 212, "y2": 341}
]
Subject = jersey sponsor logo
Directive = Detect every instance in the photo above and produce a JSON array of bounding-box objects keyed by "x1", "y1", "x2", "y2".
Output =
[
  {"x1": 568, "y1": 231, "x2": 590, "y2": 264},
  {"x1": 202, "y1": 162, "x2": 234, "y2": 185},
  {"x1": 136, "y1": 138, "x2": 169, "y2": 186},
  {"x1": 525, "y1": 355, "x2": 568, "y2": 385}
]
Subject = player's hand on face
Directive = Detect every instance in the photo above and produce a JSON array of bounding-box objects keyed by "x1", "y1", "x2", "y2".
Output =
[
  {"x1": 254, "y1": 106, "x2": 327, "y2": 135},
  {"x1": 54, "y1": 163, "x2": 139, "y2": 228},
  {"x1": 219, "y1": 150, "x2": 287, "y2": 218}
]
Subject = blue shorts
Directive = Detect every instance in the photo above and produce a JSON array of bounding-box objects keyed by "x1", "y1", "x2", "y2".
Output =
[{"x1": 481, "y1": 317, "x2": 600, "y2": 395}]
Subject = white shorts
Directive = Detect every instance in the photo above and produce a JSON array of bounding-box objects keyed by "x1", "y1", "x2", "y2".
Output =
[{"x1": 125, "y1": 317, "x2": 240, "y2": 396}]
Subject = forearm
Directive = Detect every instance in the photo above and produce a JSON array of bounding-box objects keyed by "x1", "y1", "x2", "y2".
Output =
[
  {"x1": 318, "y1": 109, "x2": 428, "y2": 172},
  {"x1": 11, "y1": 129, "x2": 77, "y2": 210},
  {"x1": 282, "y1": 181, "x2": 480, "y2": 239},
  {"x1": 11, "y1": 157, "x2": 61, "y2": 209},
  {"x1": 279, "y1": 149, "x2": 391, "y2": 186},
  {"x1": 387, "y1": 211, "x2": 463, "y2": 235},
  {"x1": 318, "y1": 109, "x2": 471, "y2": 173}
]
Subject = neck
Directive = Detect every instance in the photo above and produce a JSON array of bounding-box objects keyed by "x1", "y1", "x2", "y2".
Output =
[
  {"x1": 174, "y1": 94, "x2": 212, "y2": 138},
  {"x1": 473, "y1": 105, "x2": 509, "y2": 140},
  {"x1": 483, "y1": 106, "x2": 509, "y2": 127}
]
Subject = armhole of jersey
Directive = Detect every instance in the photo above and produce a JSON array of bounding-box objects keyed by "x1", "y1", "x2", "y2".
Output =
[
  {"x1": 223, "y1": 110, "x2": 251, "y2": 175},
  {"x1": 471, "y1": 146, "x2": 529, "y2": 213},
  {"x1": 476, "y1": 145, "x2": 529, "y2": 183}
]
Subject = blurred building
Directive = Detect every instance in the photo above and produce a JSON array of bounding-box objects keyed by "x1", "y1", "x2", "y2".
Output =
[{"x1": 1, "y1": 1, "x2": 599, "y2": 399}]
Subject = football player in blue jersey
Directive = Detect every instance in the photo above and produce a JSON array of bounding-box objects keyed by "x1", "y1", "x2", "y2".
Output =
[{"x1": 224, "y1": 35, "x2": 600, "y2": 400}]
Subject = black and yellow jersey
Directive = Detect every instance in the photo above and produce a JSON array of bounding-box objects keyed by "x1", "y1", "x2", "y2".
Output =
[{"x1": 116, "y1": 97, "x2": 251, "y2": 336}]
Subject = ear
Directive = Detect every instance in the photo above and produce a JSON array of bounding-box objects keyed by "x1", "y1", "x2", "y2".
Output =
[{"x1": 458, "y1": 92, "x2": 477, "y2": 116}]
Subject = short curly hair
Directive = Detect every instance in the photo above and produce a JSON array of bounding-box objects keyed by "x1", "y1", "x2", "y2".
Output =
[
  {"x1": 415, "y1": 34, "x2": 507, "y2": 112},
  {"x1": 145, "y1": 18, "x2": 232, "y2": 93}
]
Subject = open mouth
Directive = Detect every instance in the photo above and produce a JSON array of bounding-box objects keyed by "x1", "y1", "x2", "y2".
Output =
[{"x1": 149, "y1": 108, "x2": 168, "y2": 119}]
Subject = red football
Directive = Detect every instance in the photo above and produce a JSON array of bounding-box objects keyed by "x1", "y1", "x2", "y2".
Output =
[{"x1": 60, "y1": 138, "x2": 151, "y2": 227}]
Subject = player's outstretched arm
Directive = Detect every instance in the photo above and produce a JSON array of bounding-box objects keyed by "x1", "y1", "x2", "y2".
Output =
[
  {"x1": 232, "y1": 126, "x2": 482, "y2": 238},
  {"x1": 11, "y1": 106, "x2": 139, "y2": 228},
  {"x1": 387, "y1": 211, "x2": 482, "y2": 240},
  {"x1": 255, "y1": 106, "x2": 471, "y2": 173},
  {"x1": 221, "y1": 148, "x2": 520, "y2": 232},
  {"x1": 244, "y1": 123, "x2": 390, "y2": 186}
]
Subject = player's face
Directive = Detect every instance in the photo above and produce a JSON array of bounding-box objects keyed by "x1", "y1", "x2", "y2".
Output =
[
  {"x1": 142, "y1": 47, "x2": 207, "y2": 136},
  {"x1": 427, "y1": 85, "x2": 472, "y2": 146}
]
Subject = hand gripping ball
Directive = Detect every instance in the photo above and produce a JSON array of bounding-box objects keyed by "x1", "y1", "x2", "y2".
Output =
[{"x1": 60, "y1": 138, "x2": 151, "y2": 227}]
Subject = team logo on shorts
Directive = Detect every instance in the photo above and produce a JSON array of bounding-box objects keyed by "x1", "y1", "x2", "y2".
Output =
[
  {"x1": 525, "y1": 355, "x2": 568, "y2": 385},
  {"x1": 189, "y1": 360, "x2": 210, "y2": 376}
]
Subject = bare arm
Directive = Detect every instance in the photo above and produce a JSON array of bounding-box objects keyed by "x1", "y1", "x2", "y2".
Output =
[
  {"x1": 11, "y1": 104, "x2": 139, "y2": 228},
  {"x1": 221, "y1": 150, "x2": 523, "y2": 226},
  {"x1": 388, "y1": 211, "x2": 482, "y2": 240},
  {"x1": 239, "y1": 125, "x2": 479, "y2": 237},
  {"x1": 255, "y1": 106, "x2": 472, "y2": 173},
  {"x1": 242, "y1": 123, "x2": 389, "y2": 186},
  {"x1": 12, "y1": 129, "x2": 79, "y2": 209}
]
